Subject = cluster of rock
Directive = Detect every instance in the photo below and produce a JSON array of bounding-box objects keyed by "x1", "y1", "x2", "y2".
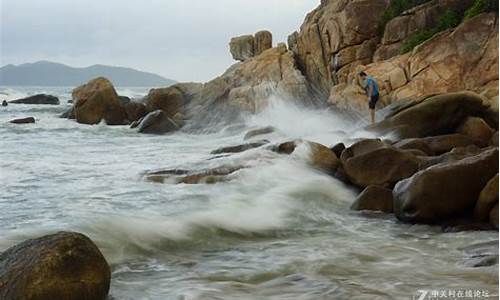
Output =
[
  {"x1": 230, "y1": 30, "x2": 273, "y2": 61},
  {"x1": 0, "y1": 232, "x2": 110, "y2": 300}
]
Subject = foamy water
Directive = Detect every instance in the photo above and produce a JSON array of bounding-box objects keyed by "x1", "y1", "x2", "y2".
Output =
[{"x1": 0, "y1": 86, "x2": 497, "y2": 300}]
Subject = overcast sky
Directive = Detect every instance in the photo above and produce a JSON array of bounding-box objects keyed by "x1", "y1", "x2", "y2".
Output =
[{"x1": 1, "y1": 0, "x2": 319, "y2": 82}]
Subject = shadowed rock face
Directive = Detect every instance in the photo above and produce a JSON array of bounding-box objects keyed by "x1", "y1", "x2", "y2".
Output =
[
  {"x1": 137, "y1": 110, "x2": 179, "y2": 134},
  {"x1": 351, "y1": 185, "x2": 394, "y2": 213},
  {"x1": 0, "y1": 232, "x2": 110, "y2": 300},
  {"x1": 474, "y1": 174, "x2": 499, "y2": 222},
  {"x1": 72, "y1": 77, "x2": 128, "y2": 125},
  {"x1": 393, "y1": 148, "x2": 499, "y2": 224},
  {"x1": 9, "y1": 94, "x2": 60, "y2": 105}
]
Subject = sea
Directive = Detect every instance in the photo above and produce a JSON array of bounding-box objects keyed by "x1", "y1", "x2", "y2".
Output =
[{"x1": 0, "y1": 86, "x2": 497, "y2": 300}]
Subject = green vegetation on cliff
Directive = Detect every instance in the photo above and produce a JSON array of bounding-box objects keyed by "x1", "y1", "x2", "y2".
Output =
[
  {"x1": 378, "y1": 0, "x2": 431, "y2": 35},
  {"x1": 464, "y1": 0, "x2": 499, "y2": 20}
]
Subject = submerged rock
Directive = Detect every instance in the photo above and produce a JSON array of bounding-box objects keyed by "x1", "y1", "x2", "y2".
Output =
[
  {"x1": 243, "y1": 126, "x2": 275, "y2": 140},
  {"x1": 146, "y1": 165, "x2": 244, "y2": 184},
  {"x1": 59, "y1": 107, "x2": 75, "y2": 119},
  {"x1": 210, "y1": 140, "x2": 269, "y2": 155},
  {"x1": 9, "y1": 94, "x2": 59, "y2": 105},
  {"x1": 2, "y1": 100, "x2": 8, "y2": 106},
  {"x1": 72, "y1": 77, "x2": 128, "y2": 125},
  {"x1": 0, "y1": 231, "x2": 110, "y2": 300},
  {"x1": 393, "y1": 148, "x2": 499, "y2": 224},
  {"x1": 461, "y1": 240, "x2": 499, "y2": 268},
  {"x1": 351, "y1": 185, "x2": 393, "y2": 213},
  {"x1": 137, "y1": 110, "x2": 179, "y2": 134},
  {"x1": 9, "y1": 117, "x2": 35, "y2": 124}
]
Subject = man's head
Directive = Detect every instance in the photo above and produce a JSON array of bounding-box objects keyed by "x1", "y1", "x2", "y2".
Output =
[{"x1": 358, "y1": 71, "x2": 367, "y2": 79}]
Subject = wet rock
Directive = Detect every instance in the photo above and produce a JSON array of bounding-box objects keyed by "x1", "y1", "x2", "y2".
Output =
[
  {"x1": 2, "y1": 100, "x2": 7, "y2": 106},
  {"x1": 461, "y1": 240, "x2": 499, "y2": 268},
  {"x1": 230, "y1": 35, "x2": 255, "y2": 61},
  {"x1": 0, "y1": 231, "x2": 110, "y2": 300},
  {"x1": 351, "y1": 185, "x2": 393, "y2": 213},
  {"x1": 457, "y1": 116, "x2": 495, "y2": 146},
  {"x1": 490, "y1": 203, "x2": 498, "y2": 229},
  {"x1": 9, "y1": 117, "x2": 35, "y2": 124},
  {"x1": 373, "y1": 92, "x2": 489, "y2": 139},
  {"x1": 273, "y1": 140, "x2": 340, "y2": 175},
  {"x1": 210, "y1": 140, "x2": 269, "y2": 155},
  {"x1": 243, "y1": 126, "x2": 275, "y2": 140},
  {"x1": 137, "y1": 110, "x2": 179, "y2": 134},
  {"x1": 72, "y1": 77, "x2": 128, "y2": 125},
  {"x1": 473, "y1": 174, "x2": 499, "y2": 222},
  {"x1": 330, "y1": 143, "x2": 346, "y2": 158},
  {"x1": 124, "y1": 101, "x2": 146, "y2": 123},
  {"x1": 419, "y1": 134, "x2": 477, "y2": 155},
  {"x1": 144, "y1": 86, "x2": 184, "y2": 118},
  {"x1": 394, "y1": 148, "x2": 499, "y2": 224},
  {"x1": 146, "y1": 165, "x2": 244, "y2": 184},
  {"x1": 117, "y1": 95, "x2": 131, "y2": 106},
  {"x1": 341, "y1": 139, "x2": 421, "y2": 188},
  {"x1": 9, "y1": 94, "x2": 59, "y2": 105},
  {"x1": 491, "y1": 131, "x2": 499, "y2": 147},
  {"x1": 59, "y1": 107, "x2": 75, "y2": 119},
  {"x1": 393, "y1": 138, "x2": 435, "y2": 156}
]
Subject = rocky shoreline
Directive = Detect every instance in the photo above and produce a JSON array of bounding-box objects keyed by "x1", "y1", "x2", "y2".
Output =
[{"x1": 1, "y1": 0, "x2": 498, "y2": 299}]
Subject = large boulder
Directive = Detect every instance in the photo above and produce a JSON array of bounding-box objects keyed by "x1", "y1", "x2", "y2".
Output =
[
  {"x1": 9, "y1": 94, "x2": 59, "y2": 105},
  {"x1": 351, "y1": 185, "x2": 394, "y2": 213},
  {"x1": 144, "y1": 86, "x2": 184, "y2": 118},
  {"x1": 229, "y1": 35, "x2": 255, "y2": 62},
  {"x1": 254, "y1": 31, "x2": 273, "y2": 56},
  {"x1": 273, "y1": 140, "x2": 340, "y2": 175},
  {"x1": 0, "y1": 232, "x2": 110, "y2": 300},
  {"x1": 457, "y1": 116, "x2": 495, "y2": 146},
  {"x1": 473, "y1": 174, "x2": 499, "y2": 222},
  {"x1": 72, "y1": 77, "x2": 128, "y2": 125},
  {"x1": 137, "y1": 110, "x2": 179, "y2": 134},
  {"x1": 124, "y1": 101, "x2": 147, "y2": 123},
  {"x1": 373, "y1": 91, "x2": 489, "y2": 139},
  {"x1": 395, "y1": 134, "x2": 478, "y2": 156},
  {"x1": 394, "y1": 148, "x2": 499, "y2": 224},
  {"x1": 341, "y1": 139, "x2": 421, "y2": 188}
]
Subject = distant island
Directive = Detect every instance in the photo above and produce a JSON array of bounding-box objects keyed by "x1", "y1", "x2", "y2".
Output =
[{"x1": 0, "y1": 61, "x2": 176, "y2": 87}]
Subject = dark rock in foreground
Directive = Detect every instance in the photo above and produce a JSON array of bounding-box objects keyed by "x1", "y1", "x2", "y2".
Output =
[
  {"x1": 244, "y1": 126, "x2": 275, "y2": 140},
  {"x1": 351, "y1": 185, "x2": 394, "y2": 213},
  {"x1": 137, "y1": 110, "x2": 179, "y2": 134},
  {"x1": 0, "y1": 231, "x2": 110, "y2": 300},
  {"x1": 2, "y1": 100, "x2": 7, "y2": 106},
  {"x1": 394, "y1": 148, "x2": 499, "y2": 224},
  {"x1": 9, "y1": 117, "x2": 35, "y2": 124},
  {"x1": 9, "y1": 94, "x2": 59, "y2": 105}
]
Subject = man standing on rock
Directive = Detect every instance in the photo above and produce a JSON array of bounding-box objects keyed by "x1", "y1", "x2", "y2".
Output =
[{"x1": 359, "y1": 71, "x2": 380, "y2": 125}]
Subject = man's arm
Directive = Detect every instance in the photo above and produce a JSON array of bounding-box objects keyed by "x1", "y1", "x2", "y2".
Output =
[{"x1": 368, "y1": 82, "x2": 373, "y2": 98}]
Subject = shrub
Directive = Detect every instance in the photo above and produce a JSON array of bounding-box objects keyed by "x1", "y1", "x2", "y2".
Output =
[
  {"x1": 400, "y1": 9, "x2": 461, "y2": 54},
  {"x1": 378, "y1": 0, "x2": 431, "y2": 35},
  {"x1": 463, "y1": 0, "x2": 499, "y2": 20}
]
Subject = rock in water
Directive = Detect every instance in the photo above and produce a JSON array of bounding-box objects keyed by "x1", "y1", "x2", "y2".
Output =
[
  {"x1": 124, "y1": 101, "x2": 147, "y2": 122},
  {"x1": 210, "y1": 140, "x2": 269, "y2": 155},
  {"x1": 137, "y1": 110, "x2": 179, "y2": 134},
  {"x1": 9, "y1": 94, "x2": 59, "y2": 105},
  {"x1": 351, "y1": 185, "x2": 394, "y2": 213},
  {"x1": 144, "y1": 87, "x2": 184, "y2": 118},
  {"x1": 340, "y1": 139, "x2": 421, "y2": 188},
  {"x1": 473, "y1": 174, "x2": 499, "y2": 222},
  {"x1": 2, "y1": 100, "x2": 8, "y2": 106},
  {"x1": 72, "y1": 77, "x2": 128, "y2": 125},
  {"x1": 394, "y1": 148, "x2": 499, "y2": 224},
  {"x1": 243, "y1": 126, "x2": 275, "y2": 140},
  {"x1": 0, "y1": 231, "x2": 110, "y2": 300},
  {"x1": 9, "y1": 117, "x2": 35, "y2": 124}
]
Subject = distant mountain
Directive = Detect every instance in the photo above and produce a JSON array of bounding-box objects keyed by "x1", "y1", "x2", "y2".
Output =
[{"x1": 0, "y1": 61, "x2": 176, "y2": 87}]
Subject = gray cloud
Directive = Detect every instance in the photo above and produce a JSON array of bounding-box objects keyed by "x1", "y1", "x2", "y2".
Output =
[{"x1": 1, "y1": 0, "x2": 319, "y2": 82}]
